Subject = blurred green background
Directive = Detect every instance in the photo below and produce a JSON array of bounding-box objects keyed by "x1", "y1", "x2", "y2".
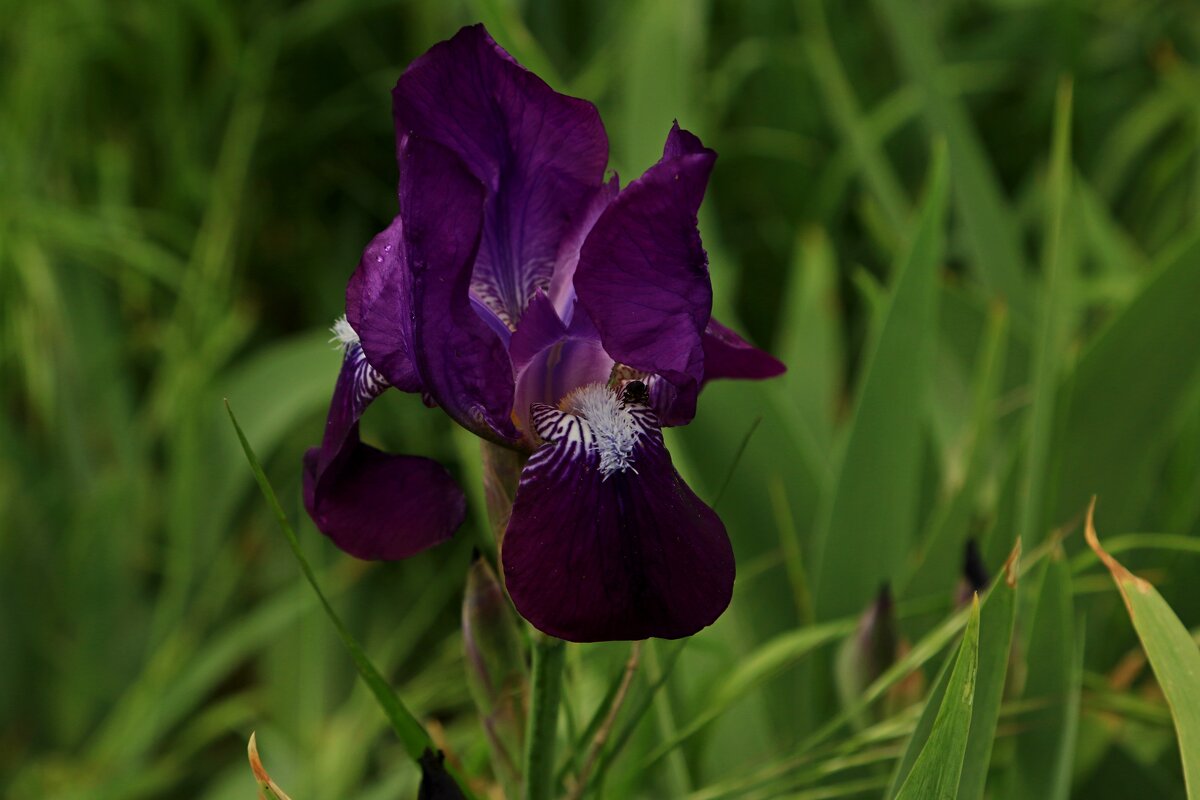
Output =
[{"x1": 4, "y1": 0, "x2": 1200, "y2": 797}]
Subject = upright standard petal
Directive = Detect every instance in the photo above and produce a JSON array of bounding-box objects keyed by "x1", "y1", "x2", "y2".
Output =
[
  {"x1": 510, "y1": 291, "x2": 613, "y2": 442},
  {"x1": 352, "y1": 133, "x2": 519, "y2": 443},
  {"x1": 304, "y1": 340, "x2": 466, "y2": 560},
  {"x1": 574, "y1": 123, "x2": 717, "y2": 426},
  {"x1": 346, "y1": 218, "x2": 424, "y2": 394},
  {"x1": 502, "y1": 385, "x2": 734, "y2": 641},
  {"x1": 393, "y1": 24, "x2": 609, "y2": 327},
  {"x1": 702, "y1": 318, "x2": 786, "y2": 383}
]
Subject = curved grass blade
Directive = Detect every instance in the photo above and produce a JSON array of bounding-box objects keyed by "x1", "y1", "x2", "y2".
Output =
[
  {"x1": 248, "y1": 732, "x2": 295, "y2": 800},
  {"x1": 1087, "y1": 499, "x2": 1200, "y2": 797},
  {"x1": 641, "y1": 619, "x2": 855, "y2": 768},
  {"x1": 893, "y1": 596, "x2": 981, "y2": 800},
  {"x1": 225, "y1": 401, "x2": 476, "y2": 799}
]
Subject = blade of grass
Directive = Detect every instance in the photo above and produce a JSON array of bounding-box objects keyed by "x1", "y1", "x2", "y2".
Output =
[
  {"x1": 1087, "y1": 500, "x2": 1200, "y2": 797},
  {"x1": 248, "y1": 733, "x2": 295, "y2": 800},
  {"x1": 811, "y1": 142, "x2": 947, "y2": 619},
  {"x1": 642, "y1": 619, "x2": 856, "y2": 769},
  {"x1": 1016, "y1": 77, "x2": 1074, "y2": 549},
  {"x1": 523, "y1": 634, "x2": 566, "y2": 800},
  {"x1": 224, "y1": 400, "x2": 476, "y2": 798},
  {"x1": 871, "y1": 0, "x2": 1031, "y2": 322},
  {"x1": 1054, "y1": 225, "x2": 1200, "y2": 531},
  {"x1": 1011, "y1": 553, "x2": 1080, "y2": 800},
  {"x1": 797, "y1": 0, "x2": 909, "y2": 238},
  {"x1": 893, "y1": 596, "x2": 981, "y2": 800},
  {"x1": 586, "y1": 640, "x2": 689, "y2": 795},
  {"x1": 890, "y1": 543, "x2": 1019, "y2": 798}
]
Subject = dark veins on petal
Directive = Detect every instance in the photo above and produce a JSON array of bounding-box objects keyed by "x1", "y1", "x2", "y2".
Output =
[
  {"x1": 393, "y1": 23, "x2": 609, "y2": 328},
  {"x1": 502, "y1": 395, "x2": 734, "y2": 642}
]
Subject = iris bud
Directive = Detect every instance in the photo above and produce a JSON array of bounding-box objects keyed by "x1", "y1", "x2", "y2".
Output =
[
  {"x1": 835, "y1": 585, "x2": 922, "y2": 724},
  {"x1": 462, "y1": 551, "x2": 528, "y2": 794}
]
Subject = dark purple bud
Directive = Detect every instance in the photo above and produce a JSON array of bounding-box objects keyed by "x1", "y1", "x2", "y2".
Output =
[
  {"x1": 418, "y1": 749, "x2": 466, "y2": 800},
  {"x1": 956, "y1": 538, "x2": 990, "y2": 607},
  {"x1": 835, "y1": 585, "x2": 920, "y2": 724}
]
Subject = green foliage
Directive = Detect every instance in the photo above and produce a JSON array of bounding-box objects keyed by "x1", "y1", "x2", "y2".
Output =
[
  {"x1": 1089, "y1": 504, "x2": 1200, "y2": 798},
  {"x1": 894, "y1": 597, "x2": 980, "y2": 800},
  {"x1": 5, "y1": 0, "x2": 1200, "y2": 797}
]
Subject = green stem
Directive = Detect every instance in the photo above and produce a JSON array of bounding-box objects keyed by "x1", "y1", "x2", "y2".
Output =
[{"x1": 524, "y1": 634, "x2": 566, "y2": 800}]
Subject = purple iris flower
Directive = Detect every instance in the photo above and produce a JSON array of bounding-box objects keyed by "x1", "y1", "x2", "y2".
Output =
[{"x1": 304, "y1": 24, "x2": 784, "y2": 642}]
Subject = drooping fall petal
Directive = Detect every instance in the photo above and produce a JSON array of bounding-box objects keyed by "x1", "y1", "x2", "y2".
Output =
[
  {"x1": 502, "y1": 391, "x2": 734, "y2": 641},
  {"x1": 303, "y1": 341, "x2": 465, "y2": 560}
]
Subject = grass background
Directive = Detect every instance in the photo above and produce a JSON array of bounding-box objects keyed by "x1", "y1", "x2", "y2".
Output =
[{"x1": 3, "y1": 0, "x2": 1200, "y2": 797}]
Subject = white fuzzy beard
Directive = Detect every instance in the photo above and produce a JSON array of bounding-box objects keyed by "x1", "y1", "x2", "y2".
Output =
[
  {"x1": 561, "y1": 383, "x2": 642, "y2": 479},
  {"x1": 330, "y1": 315, "x2": 359, "y2": 349}
]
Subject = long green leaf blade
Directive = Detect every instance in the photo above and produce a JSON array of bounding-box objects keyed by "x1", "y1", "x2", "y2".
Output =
[
  {"x1": 1088, "y1": 501, "x2": 1200, "y2": 797},
  {"x1": 894, "y1": 596, "x2": 981, "y2": 800},
  {"x1": 225, "y1": 401, "x2": 476, "y2": 798},
  {"x1": 812, "y1": 143, "x2": 947, "y2": 619}
]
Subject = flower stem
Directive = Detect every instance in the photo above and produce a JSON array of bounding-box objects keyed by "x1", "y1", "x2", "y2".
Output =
[{"x1": 523, "y1": 633, "x2": 566, "y2": 800}]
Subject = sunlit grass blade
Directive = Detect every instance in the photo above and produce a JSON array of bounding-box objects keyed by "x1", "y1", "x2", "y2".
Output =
[
  {"x1": 1087, "y1": 500, "x2": 1200, "y2": 797},
  {"x1": 956, "y1": 544, "x2": 1020, "y2": 799},
  {"x1": 893, "y1": 596, "x2": 980, "y2": 799},
  {"x1": 890, "y1": 543, "x2": 1019, "y2": 798},
  {"x1": 811, "y1": 143, "x2": 947, "y2": 620},
  {"x1": 224, "y1": 401, "x2": 475, "y2": 798},
  {"x1": 248, "y1": 733, "x2": 295, "y2": 800},
  {"x1": 802, "y1": 600, "x2": 971, "y2": 754}
]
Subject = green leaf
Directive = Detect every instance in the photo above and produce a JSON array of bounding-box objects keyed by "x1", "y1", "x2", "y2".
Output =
[
  {"x1": 779, "y1": 226, "x2": 844, "y2": 460},
  {"x1": 1087, "y1": 501, "x2": 1200, "y2": 797},
  {"x1": 523, "y1": 634, "x2": 565, "y2": 800},
  {"x1": 224, "y1": 401, "x2": 476, "y2": 799},
  {"x1": 1016, "y1": 78, "x2": 1074, "y2": 549},
  {"x1": 871, "y1": 0, "x2": 1031, "y2": 322},
  {"x1": 812, "y1": 143, "x2": 947, "y2": 620},
  {"x1": 890, "y1": 543, "x2": 1019, "y2": 799},
  {"x1": 799, "y1": 0, "x2": 909, "y2": 238},
  {"x1": 1011, "y1": 553, "x2": 1081, "y2": 800},
  {"x1": 1054, "y1": 228, "x2": 1200, "y2": 531},
  {"x1": 958, "y1": 545, "x2": 1020, "y2": 800},
  {"x1": 893, "y1": 595, "x2": 981, "y2": 800},
  {"x1": 642, "y1": 619, "x2": 855, "y2": 767},
  {"x1": 248, "y1": 732, "x2": 295, "y2": 800}
]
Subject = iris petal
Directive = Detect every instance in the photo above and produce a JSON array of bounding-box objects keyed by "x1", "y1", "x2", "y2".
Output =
[
  {"x1": 510, "y1": 291, "x2": 613, "y2": 443},
  {"x1": 502, "y1": 393, "x2": 734, "y2": 642},
  {"x1": 393, "y1": 24, "x2": 610, "y2": 328},
  {"x1": 400, "y1": 135, "x2": 520, "y2": 442},
  {"x1": 702, "y1": 318, "x2": 786, "y2": 383},
  {"x1": 574, "y1": 123, "x2": 717, "y2": 426},
  {"x1": 351, "y1": 134, "x2": 519, "y2": 443},
  {"x1": 304, "y1": 343, "x2": 466, "y2": 560}
]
